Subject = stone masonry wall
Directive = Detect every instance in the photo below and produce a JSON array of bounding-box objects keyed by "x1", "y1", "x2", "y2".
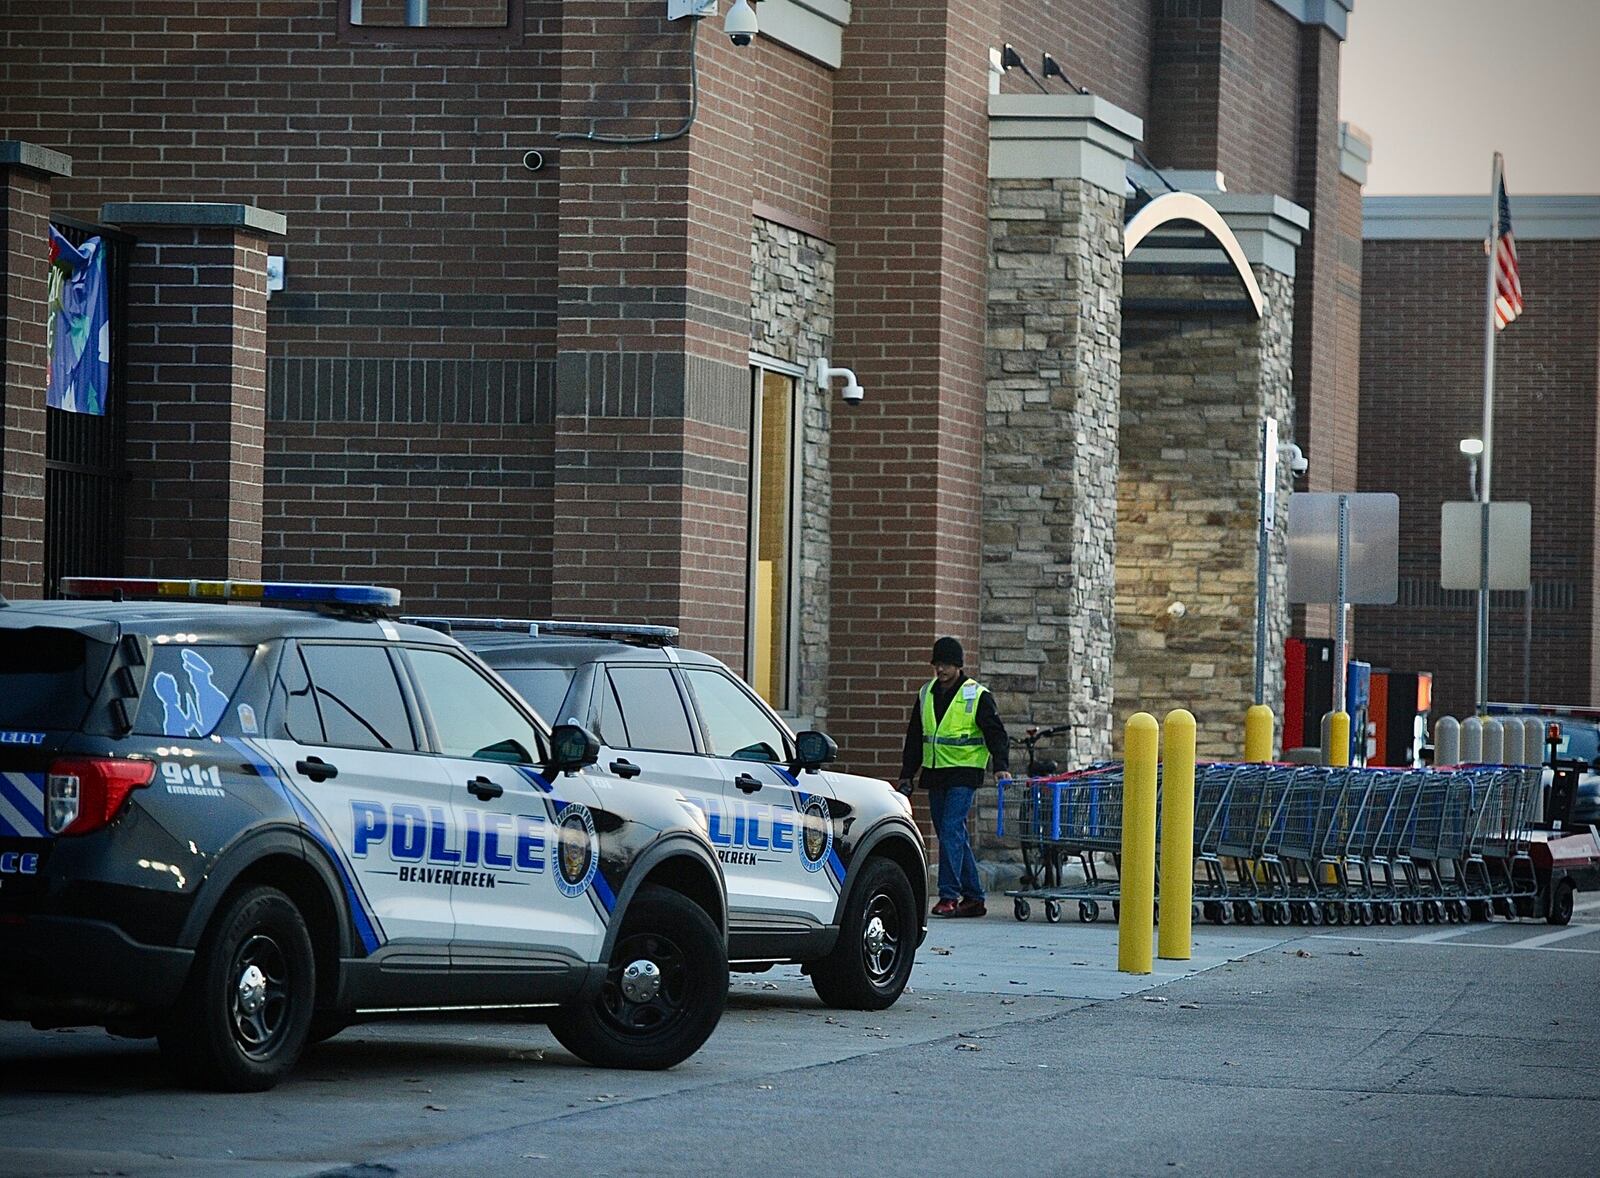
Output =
[
  {"x1": 752, "y1": 216, "x2": 835, "y2": 725},
  {"x1": 977, "y1": 176, "x2": 1124, "y2": 858},
  {"x1": 1115, "y1": 266, "x2": 1294, "y2": 759}
]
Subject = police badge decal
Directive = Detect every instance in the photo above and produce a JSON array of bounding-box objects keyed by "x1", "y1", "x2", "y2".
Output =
[
  {"x1": 554, "y1": 803, "x2": 600, "y2": 897},
  {"x1": 798, "y1": 794, "x2": 832, "y2": 874}
]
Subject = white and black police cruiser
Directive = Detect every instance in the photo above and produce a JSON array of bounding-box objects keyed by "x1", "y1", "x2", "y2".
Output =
[
  {"x1": 0, "y1": 579, "x2": 730, "y2": 1090},
  {"x1": 408, "y1": 618, "x2": 929, "y2": 1010}
]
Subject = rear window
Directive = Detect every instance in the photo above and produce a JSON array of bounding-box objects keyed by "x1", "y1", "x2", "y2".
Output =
[
  {"x1": 0, "y1": 628, "x2": 110, "y2": 731},
  {"x1": 495, "y1": 667, "x2": 575, "y2": 724},
  {"x1": 133, "y1": 645, "x2": 253, "y2": 739}
]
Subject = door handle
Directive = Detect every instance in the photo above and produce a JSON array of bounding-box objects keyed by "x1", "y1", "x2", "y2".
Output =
[
  {"x1": 610, "y1": 759, "x2": 643, "y2": 779},
  {"x1": 734, "y1": 773, "x2": 763, "y2": 793},
  {"x1": 467, "y1": 776, "x2": 504, "y2": 801},
  {"x1": 295, "y1": 757, "x2": 338, "y2": 783}
]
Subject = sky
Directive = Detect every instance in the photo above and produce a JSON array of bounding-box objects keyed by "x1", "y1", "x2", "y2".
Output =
[{"x1": 1339, "y1": 0, "x2": 1600, "y2": 196}]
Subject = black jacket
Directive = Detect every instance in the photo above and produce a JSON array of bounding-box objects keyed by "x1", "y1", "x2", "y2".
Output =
[{"x1": 900, "y1": 675, "x2": 1009, "y2": 789}]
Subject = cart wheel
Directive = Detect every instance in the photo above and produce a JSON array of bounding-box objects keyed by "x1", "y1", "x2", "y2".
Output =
[
  {"x1": 1079, "y1": 900, "x2": 1099, "y2": 923},
  {"x1": 1044, "y1": 900, "x2": 1062, "y2": 924},
  {"x1": 1421, "y1": 902, "x2": 1438, "y2": 924},
  {"x1": 1201, "y1": 901, "x2": 1222, "y2": 925},
  {"x1": 1111, "y1": 901, "x2": 1120, "y2": 922},
  {"x1": 1457, "y1": 900, "x2": 1474, "y2": 923},
  {"x1": 1305, "y1": 904, "x2": 1324, "y2": 927},
  {"x1": 1216, "y1": 902, "x2": 1234, "y2": 925},
  {"x1": 1547, "y1": 878, "x2": 1574, "y2": 926},
  {"x1": 1373, "y1": 904, "x2": 1389, "y2": 925},
  {"x1": 1013, "y1": 898, "x2": 1031, "y2": 922},
  {"x1": 1399, "y1": 904, "x2": 1416, "y2": 925},
  {"x1": 1493, "y1": 897, "x2": 1515, "y2": 920}
]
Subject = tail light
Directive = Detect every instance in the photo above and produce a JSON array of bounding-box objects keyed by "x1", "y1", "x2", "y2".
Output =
[{"x1": 45, "y1": 758, "x2": 156, "y2": 836}]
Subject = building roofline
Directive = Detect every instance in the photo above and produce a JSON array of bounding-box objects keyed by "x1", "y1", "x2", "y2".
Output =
[{"x1": 1364, "y1": 194, "x2": 1600, "y2": 241}]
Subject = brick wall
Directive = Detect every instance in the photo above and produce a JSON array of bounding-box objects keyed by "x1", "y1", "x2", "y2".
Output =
[
  {"x1": 117, "y1": 223, "x2": 272, "y2": 580},
  {"x1": 998, "y1": 0, "x2": 1153, "y2": 119},
  {"x1": 0, "y1": 160, "x2": 52, "y2": 598},
  {"x1": 828, "y1": 0, "x2": 997, "y2": 780},
  {"x1": 1358, "y1": 239, "x2": 1600, "y2": 717}
]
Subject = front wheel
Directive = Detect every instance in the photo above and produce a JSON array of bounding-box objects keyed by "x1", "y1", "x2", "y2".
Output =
[
  {"x1": 1547, "y1": 879, "x2": 1575, "y2": 926},
  {"x1": 812, "y1": 858, "x2": 917, "y2": 1011},
  {"x1": 157, "y1": 886, "x2": 315, "y2": 1092},
  {"x1": 548, "y1": 885, "x2": 726, "y2": 1070}
]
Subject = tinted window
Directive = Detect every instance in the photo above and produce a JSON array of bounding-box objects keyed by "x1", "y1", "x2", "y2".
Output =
[
  {"x1": 269, "y1": 645, "x2": 325, "y2": 744},
  {"x1": 0, "y1": 628, "x2": 107, "y2": 730},
  {"x1": 1552, "y1": 722, "x2": 1599, "y2": 763},
  {"x1": 300, "y1": 645, "x2": 417, "y2": 752},
  {"x1": 683, "y1": 668, "x2": 789, "y2": 762},
  {"x1": 496, "y1": 667, "x2": 575, "y2": 725},
  {"x1": 607, "y1": 667, "x2": 696, "y2": 754},
  {"x1": 133, "y1": 645, "x2": 252, "y2": 738},
  {"x1": 408, "y1": 648, "x2": 547, "y2": 765},
  {"x1": 596, "y1": 673, "x2": 628, "y2": 747}
]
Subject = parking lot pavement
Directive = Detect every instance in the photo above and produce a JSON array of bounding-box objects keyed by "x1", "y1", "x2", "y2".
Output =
[{"x1": 3, "y1": 908, "x2": 1593, "y2": 1176}]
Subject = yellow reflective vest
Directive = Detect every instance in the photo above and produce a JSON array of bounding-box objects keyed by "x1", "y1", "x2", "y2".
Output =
[{"x1": 919, "y1": 677, "x2": 991, "y2": 771}]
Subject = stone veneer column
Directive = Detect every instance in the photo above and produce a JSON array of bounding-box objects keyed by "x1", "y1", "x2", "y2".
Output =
[
  {"x1": 0, "y1": 141, "x2": 71, "y2": 599},
  {"x1": 1115, "y1": 195, "x2": 1305, "y2": 759},
  {"x1": 101, "y1": 203, "x2": 285, "y2": 581},
  {"x1": 982, "y1": 95, "x2": 1141, "y2": 771}
]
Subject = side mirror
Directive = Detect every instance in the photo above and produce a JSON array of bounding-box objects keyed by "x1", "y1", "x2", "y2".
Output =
[
  {"x1": 549, "y1": 723, "x2": 600, "y2": 774},
  {"x1": 792, "y1": 730, "x2": 838, "y2": 773}
]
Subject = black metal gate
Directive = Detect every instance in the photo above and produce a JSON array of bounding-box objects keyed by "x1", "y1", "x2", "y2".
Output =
[{"x1": 44, "y1": 216, "x2": 133, "y2": 598}]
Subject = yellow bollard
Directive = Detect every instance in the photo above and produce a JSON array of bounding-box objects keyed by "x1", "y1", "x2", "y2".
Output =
[
  {"x1": 1158, "y1": 709, "x2": 1196, "y2": 961},
  {"x1": 1118, "y1": 712, "x2": 1159, "y2": 974},
  {"x1": 1327, "y1": 710, "x2": 1351, "y2": 767},
  {"x1": 1244, "y1": 704, "x2": 1274, "y2": 763}
]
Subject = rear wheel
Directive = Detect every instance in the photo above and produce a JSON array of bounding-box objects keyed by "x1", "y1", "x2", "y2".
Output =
[
  {"x1": 1547, "y1": 878, "x2": 1575, "y2": 926},
  {"x1": 547, "y1": 885, "x2": 726, "y2": 1069},
  {"x1": 812, "y1": 858, "x2": 917, "y2": 1010},
  {"x1": 158, "y1": 886, "x2": 315, "y2": 1092}
]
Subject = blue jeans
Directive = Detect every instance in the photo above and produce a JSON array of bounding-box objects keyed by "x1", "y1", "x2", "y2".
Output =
[{"x1": 927, "y1": 785, "x2": 984, "y2": 902}]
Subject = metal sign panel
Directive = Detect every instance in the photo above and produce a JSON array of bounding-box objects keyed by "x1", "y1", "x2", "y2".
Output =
[
  {"x1": 1261, "y1": 418, "x2": 1278, "y2": 532},
  {"x1": 1440, "y1": 501, "x2": 1532, "y2": 590},
  {"x1": 1286, "y1": 492, "x2": 1400, "y2": 605}
]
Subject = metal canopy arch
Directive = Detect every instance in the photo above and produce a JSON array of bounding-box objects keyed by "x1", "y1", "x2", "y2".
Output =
[{"x1": 1123, "y1": 192, "x2": 1265, "y2": 319}]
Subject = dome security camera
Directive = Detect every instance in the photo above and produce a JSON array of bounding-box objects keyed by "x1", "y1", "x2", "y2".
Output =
[{"x1": 724, "y1": 0, "x2": 758, "y2": 46}]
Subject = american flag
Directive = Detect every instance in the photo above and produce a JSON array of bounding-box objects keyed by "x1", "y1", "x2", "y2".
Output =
[{"x1": 1491, "y1": 170, "x2": 1523, "y2": 330}]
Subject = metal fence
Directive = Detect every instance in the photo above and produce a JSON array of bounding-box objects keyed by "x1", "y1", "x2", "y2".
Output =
[{"x1": 44, "y1": 216, "x2": 133, "y2": 598}]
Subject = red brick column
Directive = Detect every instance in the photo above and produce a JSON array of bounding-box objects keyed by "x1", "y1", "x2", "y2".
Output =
[
  {"x1": 0, "y1": 141, "x2": 71, "y2": 599},
  {"x1": 101, "y1": 203, "x2": 285, "y2": 582},
  {"x1": 552, "y1": 3, "x2": 755, "y2": 668},
  {"x1": 826, "y1": 0, "x2": 998, "y2": 777}
]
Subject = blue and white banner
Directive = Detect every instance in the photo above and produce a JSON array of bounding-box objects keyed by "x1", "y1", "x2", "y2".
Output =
[{"x1": 46, "y1": 225, "x2": 110, "y2": 416}]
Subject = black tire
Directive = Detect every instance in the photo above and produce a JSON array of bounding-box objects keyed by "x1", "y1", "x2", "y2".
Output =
[
  {"x1": 157, "y1": 886, "x2": 315, "y2": 1092},
  {"x1": 547, "y1": 884, "x2": 726, "y2": 1070},
  {"x1": 1547, "y1": 879, "x2": 1574, "y2": 926},
  {"x1": 811, "y1": 857, "x2": 917, "y2": 1011}
]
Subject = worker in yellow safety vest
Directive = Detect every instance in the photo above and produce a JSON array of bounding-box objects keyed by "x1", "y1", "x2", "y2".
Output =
[{"x1": 898, "y1": 636, "x2": 1010, "y2": 917}]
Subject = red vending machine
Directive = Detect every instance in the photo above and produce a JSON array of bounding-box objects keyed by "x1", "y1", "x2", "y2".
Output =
[{"x1": 1368, "y1": 669, "x2": 1433, "y2": 767}]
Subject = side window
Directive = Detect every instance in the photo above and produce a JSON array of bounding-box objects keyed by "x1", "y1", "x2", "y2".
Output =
[
  {"x1": 407, "y1": 647, "x2": 547, "y2": 765},
  {"x1": 133, "y1": 645, "x2": 253, "y2": 739},
  {"x1": 494, "y1": 666, "x2": 575, "y2": 725},
  {"x1": 299, "y1": 645, "x2": 417, "y2": 752},
  {"x1": 269, "y1": 645, "x2": 325, "y2": 744},
  {"x1": 607, "y1": 667, "x2": 697, "y2": 754},
  {"x1": 595, "y1": 673, "x2": 630, "y2": 748},
  {"x1": 682, "y1": 668, "x2": 790, "y2": 763}
]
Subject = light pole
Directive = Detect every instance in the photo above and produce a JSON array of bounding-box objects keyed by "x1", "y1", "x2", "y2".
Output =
[{"x1": 1459, "y1": 437, "x2": 1483, "y2": 501}]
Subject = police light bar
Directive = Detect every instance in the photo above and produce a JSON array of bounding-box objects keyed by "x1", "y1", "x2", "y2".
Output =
[
  {"x1": 60, "y1": 577, "x2": 401, "y2": 609},
  {"x1": 402, "y1": 616, "x2": 679, "y2": 644}
]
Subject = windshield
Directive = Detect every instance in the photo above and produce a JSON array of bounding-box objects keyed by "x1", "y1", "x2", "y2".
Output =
[
  {"x1": 0, "y1": 628, "x2": 110, "y2": 731},
  {"x1": 494, "y1": 667, "x2": 575, "y2": 726},
  {"x1": 1550, "y1": 722, "x2": 1600, "y2": 764}
]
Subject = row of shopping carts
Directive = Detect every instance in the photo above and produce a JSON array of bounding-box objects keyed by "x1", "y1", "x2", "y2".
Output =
[{"x1": 997, "y1": 761, "x2": 1542, "y2": 926}]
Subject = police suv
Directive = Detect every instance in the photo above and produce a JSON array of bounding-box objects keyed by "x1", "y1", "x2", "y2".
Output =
[
  {"x1": 0, "y1": 580, "x2": 730, "y2": 1091},
  {"x1": 415, "y1": 619, "x2": 929, "y2": 1010}
]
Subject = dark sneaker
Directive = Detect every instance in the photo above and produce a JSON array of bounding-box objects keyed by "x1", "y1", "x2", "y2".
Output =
[
  {"x1": 953, "y1": 899, "x2": 987, "y2": 918},
  {"x1": 931, "y1": 899, "x2": 959, "y2": 917}
]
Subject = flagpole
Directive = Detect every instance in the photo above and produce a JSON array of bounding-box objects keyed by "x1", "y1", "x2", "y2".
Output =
[{"x1": 1476, "y1": 152, "x2": 1502, "y2": 717}]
